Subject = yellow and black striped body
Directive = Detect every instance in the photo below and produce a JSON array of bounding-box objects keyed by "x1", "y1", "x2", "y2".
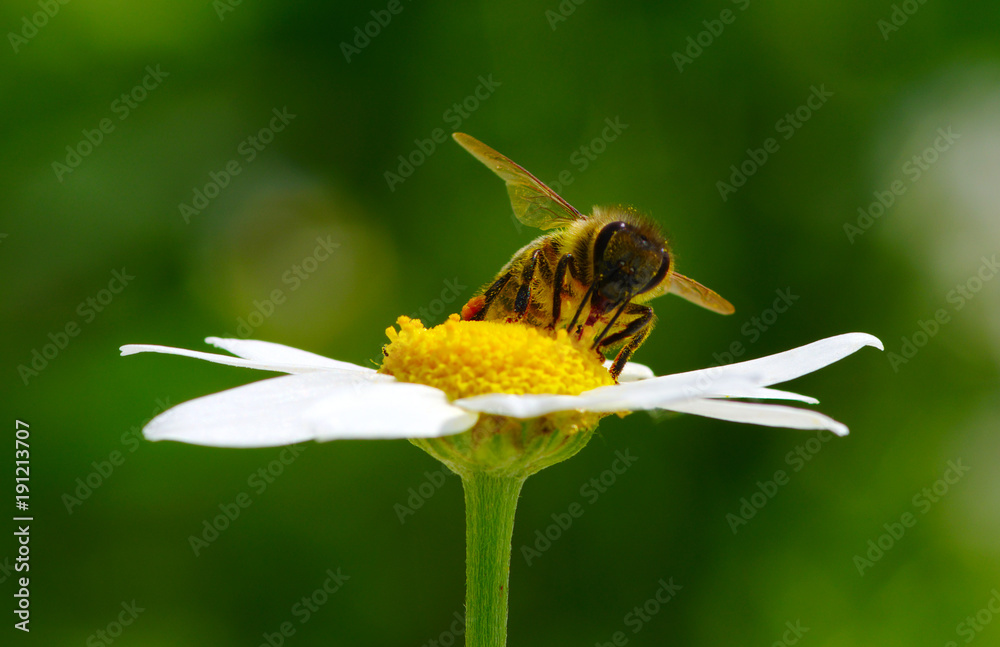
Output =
[
  {"x1": 462, "y1": 206, "x2": 670, "y2": 377},
  {"x1": 453, "y1": 133, "x2": 734, "y2": 379}
]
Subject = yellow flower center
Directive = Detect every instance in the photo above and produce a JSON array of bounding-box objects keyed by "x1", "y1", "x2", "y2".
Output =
[{"x1": 380, "y1": 314, "x2": 614, "y2": 400}]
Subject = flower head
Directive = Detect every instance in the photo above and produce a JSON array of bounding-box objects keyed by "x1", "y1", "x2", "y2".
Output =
[
  {"x1": 381, "y1": 315, "x2": 614, "y2": 400},
  {"x1": 120, "y1": 314, "x2": 882, "y2": 467}
]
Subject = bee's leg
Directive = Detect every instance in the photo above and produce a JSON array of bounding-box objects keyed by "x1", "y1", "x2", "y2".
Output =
[
  {"x1": 599, "y1": 304, "x2": 655, "y2": 380},
  {"x1": 566, "y1": 284, "x2": 595, "y2": 336},
  {"x1": 591, "y1": 299, "x2": 630, "y2": 349},
  {"x1": 468, "y1": 272, "x2": 512, "y2": 321},
  {"x1": 549, "y1": 253, "x2": 577, "y2": 328},
  {"x1": 514, "y1": 249, "x2": 541, "y2": 318}
]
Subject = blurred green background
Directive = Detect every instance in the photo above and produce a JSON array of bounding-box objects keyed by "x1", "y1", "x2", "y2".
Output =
[{"x1": 3, "y1": 0, "x2": 1000, "y2": 645}]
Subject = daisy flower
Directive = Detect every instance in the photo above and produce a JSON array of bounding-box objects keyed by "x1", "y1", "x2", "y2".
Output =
[
  {"x1": 120, "y1": 315, "x2": 880, "y2": 449},
  {"x1": 121, "y1": 314, "x2": 881, "y2": 646}
]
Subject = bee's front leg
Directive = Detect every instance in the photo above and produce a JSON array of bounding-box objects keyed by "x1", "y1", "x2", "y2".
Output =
[
  {"x1": 513, "y1": 249, "x2": 541, "y2": 319},
  {"x1": 599, "y1": 304, "x2": 655, "y2": 380},
  {"x1": 549, "y1": 252, "x2": 579, "y2": 329}
]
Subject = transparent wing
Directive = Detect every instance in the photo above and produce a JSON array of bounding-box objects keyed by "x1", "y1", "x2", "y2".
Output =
[
  {"x1": 638, "y1": 271, "x2": 735, "y2": 313},
  {"x1": 453, "y1": 132, "x2": 583, "y2": 230},
  {"x1": 667, "y1": 272, "x2": 735, "y2": 314}
]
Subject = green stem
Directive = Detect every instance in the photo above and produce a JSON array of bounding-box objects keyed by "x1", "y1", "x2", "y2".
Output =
[{"x1": 462, "y1": 471, "x2": 526, "y2": 647}]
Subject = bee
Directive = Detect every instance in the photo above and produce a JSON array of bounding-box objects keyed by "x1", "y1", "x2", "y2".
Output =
[{"x1": 453, "y1": 133, "x2": 734, "y2": 380}]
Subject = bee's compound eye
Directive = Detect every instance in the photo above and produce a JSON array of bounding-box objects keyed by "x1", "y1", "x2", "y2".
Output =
[
  {"x1": 639, "y1": 250, "x2": 671, "y2": 295},
  {"x1": 593, "y1": 221, "x2": 628, "y2": 264}
]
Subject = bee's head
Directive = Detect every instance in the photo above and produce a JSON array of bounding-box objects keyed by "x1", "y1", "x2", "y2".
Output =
[{"x1": 592, "y1": 221, "x2": 670, "y2": 304}]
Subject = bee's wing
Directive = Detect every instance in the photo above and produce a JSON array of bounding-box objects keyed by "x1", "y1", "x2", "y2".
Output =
[
  {"x1": 664, "y1": 272, "x2": 735, "y2": 314},
  {"x1": 453, "y1": 133, "x2": 583, "y2": 230}
]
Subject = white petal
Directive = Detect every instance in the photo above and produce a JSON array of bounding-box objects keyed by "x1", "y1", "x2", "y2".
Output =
[
  {"x1": 444, "y1": 334, "x2": 878, "y2": 419},
  {"x1": 143, "y1": 371, "x2": 395, "y2": 447},
  {"x1": 454, "y1": 374, "x2": 759, "y2": 418},
  {"x1": 120, "y1": 343, "x2": 365, "y2": 375},
  {"x1": 453, "y1": 393, "x2": 594, "y2": 418},
  {"x1": 573, "y1": 333, "x2": 880, "y2": 412},
  {"x1": 665, "y1": 398, "x2": 849, "y2": 436},
  {"x1": 602, "y1": 359, "x2": 655, "y2": 382},
  {"x1": 572, "y1": 372, "x2": 764, "y2": 412},
  {"x1": 679, "y1": 333, "x2": 883, "y2": 391},
  {"x1": 724, "y1": 387, "x2": 819, "y2": 404},
  {"x1": 305, "y1": 382, "x2": 478, "y2": 440},
  {"x1": 206, "y1": 337, "x2": 374, "y2": 373}
]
